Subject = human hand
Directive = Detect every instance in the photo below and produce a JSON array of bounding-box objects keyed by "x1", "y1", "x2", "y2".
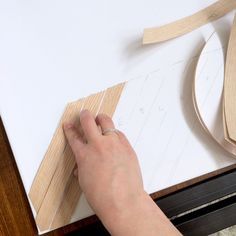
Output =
[
  {"x1": 63, "y1": 110, "x2": 181, "y2": 236},
  {"x1": 64, "y1": 110, "x2": 144, "y2": 219}
]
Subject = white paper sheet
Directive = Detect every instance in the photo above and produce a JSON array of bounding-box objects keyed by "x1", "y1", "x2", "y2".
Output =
[{"x1": 0, "y1": 0, "x2": 236, "y2": 233}]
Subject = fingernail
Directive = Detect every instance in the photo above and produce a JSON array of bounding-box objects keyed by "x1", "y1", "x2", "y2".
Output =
[
  {"x1": 63, "y1": 122, "x2": 74, "y2": 129},
  {"x1": 80, "y1": 109, "x2": 89, "y2": 116}
]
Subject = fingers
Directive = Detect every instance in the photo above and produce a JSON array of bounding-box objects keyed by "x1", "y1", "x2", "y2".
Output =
[
  {"x1": 96, "y1": 113, "x2": 127, "y2": 141},
  {"x1": 96, "y1": 114, "x2": 129, "y2": 144},
  {"x1": 96, "y1": 114, "x2": 115, "y2": 134},
  {"x1": 63, "y1": 123, "x2": 85, "y2": 155},
  {"x1": 79, "y1": 110, "x2": 100, "y2": 142}
]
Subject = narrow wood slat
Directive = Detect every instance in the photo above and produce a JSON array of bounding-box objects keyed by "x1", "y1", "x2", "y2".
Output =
[
  {"x1": 50, "y1": 174, "x2": 81, "y2": 230},
  {"x1": 224, "y1": 14, "x2": 236, "y2": 142},
  {"x1": 35, "y1": 146, "x2": 76, "y2": 231},
  {"x1": 49, "y1": 83, "x2": 125, "y2": 230},
  {"x1": 143, "y1": 0, "x2": 236, "y2": 44},
  {"x1": 99, "y1": 83, "x2": 125, "y2": 115},
  {"x1": 82, "y1": 90, "x2": 106, "y2": 116},
  {"x1": 192, "y1": 38, "x2": 236, "y2": 156},
  {"x1": 35, "y1": 91, "x2": 105, "y2": 231},
  {"x1": 223, "y1": 104, "x2": 236, "y2": 147},
  {"x1": 29, "y1": 101, "x2": 84, "y2": 212}
]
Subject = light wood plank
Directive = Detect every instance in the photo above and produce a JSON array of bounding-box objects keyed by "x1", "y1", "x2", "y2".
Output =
[
  {"x1": 29, "y1": 100, "x2": 84, "y2": 212},
  {"x1": 99, "y1": 83, "x2": 125, "y2": 115},
  {"x1": 49, "y1": 83, "x2": 125, "y2": 230},
  {"x1": 50, "y1": 174, "x2": 81, "y2": 230},
  {"x1": 223, "y1": 104, "x2": 236, "y2": 147},
  {"x1": 224, "y1": 14, "x2": 236, "y2": 142},
  {"x1": 35, "y1": 91, "x2": 105, "y2": 231},
  {"x1": 143, "y1": 0, "x2": 236, "y2": 44}
]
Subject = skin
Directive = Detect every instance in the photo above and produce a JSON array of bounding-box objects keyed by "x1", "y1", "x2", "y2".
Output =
[{"x1": 64, "y1": 110, "x2": 181, "y2": 236}]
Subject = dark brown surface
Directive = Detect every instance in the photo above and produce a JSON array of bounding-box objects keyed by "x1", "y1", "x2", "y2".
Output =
[
  {"x1": 0, "y1": 119, "x2": 37, "y2": 236},
  {"x1": 0, "y1": 117, "x2": 236, "y2": 236}
]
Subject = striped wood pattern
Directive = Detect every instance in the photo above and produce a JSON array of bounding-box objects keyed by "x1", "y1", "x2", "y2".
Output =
[
  {"x1": 30, "y1": 83, "x2": 125, "y2": 231},
  {"x1": 143, "y1": 0, "x2": 236, "y2": 44}
]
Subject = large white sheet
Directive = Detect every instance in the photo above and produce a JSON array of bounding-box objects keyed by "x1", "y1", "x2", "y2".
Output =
[{"x1": 0, "y1": 0, "x2": 235, "y2": 233}]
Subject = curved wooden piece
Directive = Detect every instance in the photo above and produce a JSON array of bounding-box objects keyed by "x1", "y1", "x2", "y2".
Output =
[
  {"x1": 143, "y1": 0, "x2": 236, "y2": 45},
  {"x1": 193, "y1": 32, "x2": 236, "y2": 157},
  {"x1": 224, "y1": 14, "x2": 236, "y2": 142}
]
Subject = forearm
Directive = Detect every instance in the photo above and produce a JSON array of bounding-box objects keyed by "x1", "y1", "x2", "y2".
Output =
[{"x1": 99, "y1": 192, "x2": 182, "y2": 236}]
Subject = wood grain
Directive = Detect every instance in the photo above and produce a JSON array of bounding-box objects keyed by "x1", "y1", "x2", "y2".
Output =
[
  {"x1": 99, "y1": 83, "x2": 125, "y2": 115},
  {"x1": 224, "y1": 14, "x2": 236, "y2": 143},
  {"x1": 50, "y1": 174, "x2": 81, "y2": 230},
  {"x1": 35, "y1": 91, "x2": 105, "y2": 231},
  {"x1": 49, "y1": 84, "x2": 125, "y2": 231},
  {"x1": 0, "y1": 118, "x2": 37, "y2": 236},
  {"x1": 33, "y1": 83, "x2": 125, "y2": 231},
  {"x1": 29, "y1": 100, "x2": 84, "y2": 213},
  {"x1": 143, "y1": 0, "x2": 236, "y2": 44},
  {"x1": 223, "y1": 104, "x2": 236, "y2": 147},
  {"x1": 35, "y1": 144, "x2": 76, "y2": 231}
]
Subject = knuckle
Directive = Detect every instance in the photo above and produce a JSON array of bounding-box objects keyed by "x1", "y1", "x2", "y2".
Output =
[
  {"x1": 80, "y1": 110, "x2": 92, "y2": 124},
  {"x1": 93, "y1": 136, "x2": 117, "y2": 152},
  {"x1": 92, "y1": 138, "x2": 104, "y2": 151},
  {"x1": 98, "y1": 113, "x2": 111, "y2": 123},
  {"x1": 71, "y1": 133, "x2": 80, "y2": 141}
]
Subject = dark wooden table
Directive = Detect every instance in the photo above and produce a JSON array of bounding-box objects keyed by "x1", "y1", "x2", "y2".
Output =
[{"x1": 1, "y1": 117, "x2": 236, "y2": 236}]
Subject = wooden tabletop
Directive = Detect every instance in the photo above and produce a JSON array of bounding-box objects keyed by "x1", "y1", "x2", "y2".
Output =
[{"x1": 1, "y1": 117, "x2": 236, "y2": 236}]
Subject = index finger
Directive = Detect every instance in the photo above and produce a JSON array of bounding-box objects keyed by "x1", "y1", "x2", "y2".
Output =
[
  {"x1": 63, "y1": 123, "x2": 85, "y2": 156},
  {"x1": 79, "y1": 110, "x2": 101, "y2": 142}
]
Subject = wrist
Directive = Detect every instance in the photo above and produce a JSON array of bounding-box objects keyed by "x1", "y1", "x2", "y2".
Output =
[
  {"x1": 99, "y1": 191, "x2": 181, "y2": 236},
  {"x1": 97, "y1": 190, "x2": 145, "y2": 232},
  {"x1": 98, "y1": 191, "x2": 151, "y2": 234}
]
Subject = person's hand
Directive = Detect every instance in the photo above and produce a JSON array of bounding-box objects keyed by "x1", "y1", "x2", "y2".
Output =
[
  {"x1": 63, "y1": 110, "x2": 181, "y2": 236},
  {"x1": 64, "y1": 109, "x2": 144, "y2": 220}
]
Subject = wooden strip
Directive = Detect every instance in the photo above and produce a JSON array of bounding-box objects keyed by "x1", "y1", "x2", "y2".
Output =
[
  {"x1": 29, "y1": 100, "x2": 84, "y2": 212},
  {"x1": 49, "y1": 83, "x2": 125, "y2": 230},
  {"x1": 99, "y1": 83, "x2": 125, "y2": 115},
  {"x1": 82, "y1": 90, "x2": 106, "y2": 116},
  {"x1": 192, "y1": 30, "x2": 236, "y2": 157},
  {"x1": 224, "y1": 14, "x2": 236, "y2": 142},
  {"x1": 143, "y1": 0, "x2": 236, "y2": 44},
  {"x1": 192, "y1": 31, "x2": 236, "y2": 156},
  {"x1": 35, "y1": 147, "x2": 75, "y2": 231},
  {"x1": 35, "y1": 91, "x2": 105, "y2": 231},
  {"x1": 50, "y1": 174, "x2": 81, "y2": 230},
  {"x1": 223, "y1": 104, "x2": 236, "y2": 147}
]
